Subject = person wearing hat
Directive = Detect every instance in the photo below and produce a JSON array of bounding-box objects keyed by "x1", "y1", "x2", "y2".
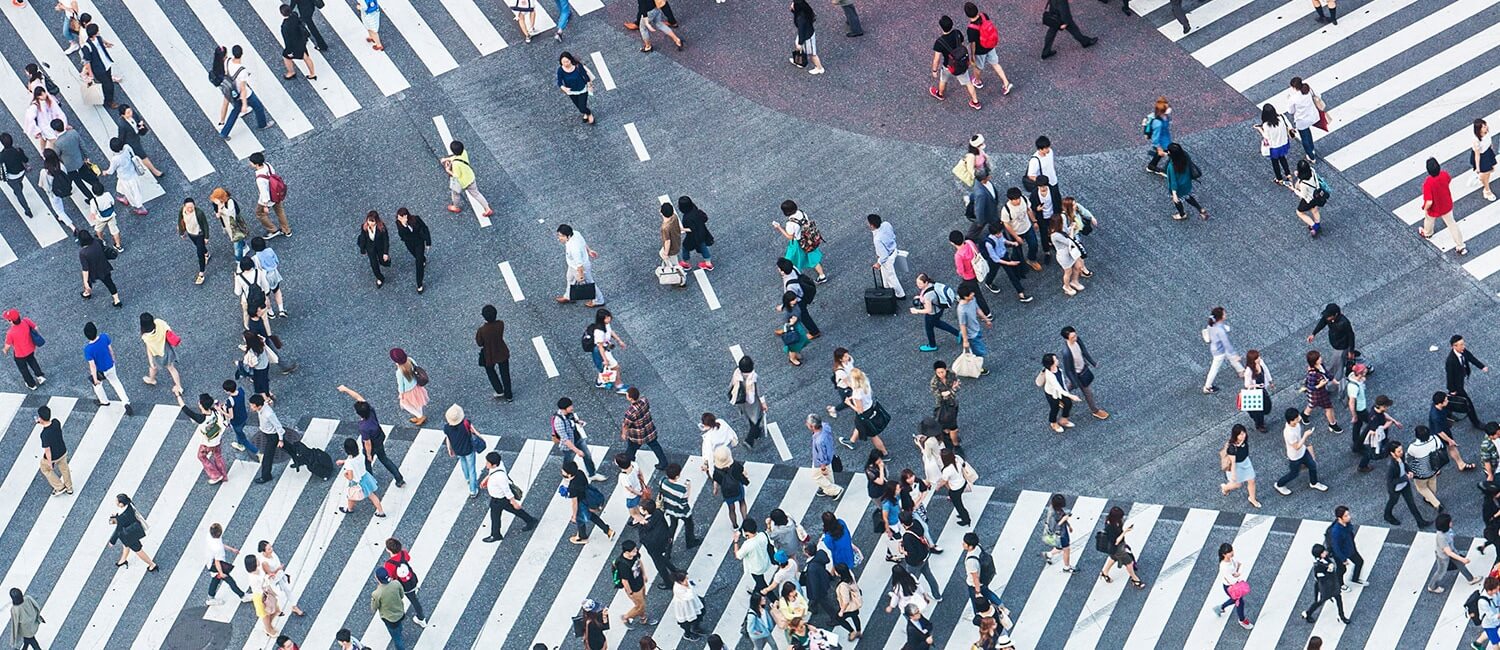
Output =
[
  {"x1": 1299, "y1": 543, "x2": 1350, "y2": 624},
  {"x1": 388, "y1": 348, "x2": 429, "y2": 426},
  {"x1": 443, "y1": 404, "x2": 480, "y2": 497},
  {"x1": 370, "y1": 566, "x2": 408, "y2": 650},
  {"x1": 2, "y1": 309, "x2": 45, "y2": 390},
  {"x1": 710, "y1": 447, "x2": 749, "y2": 530}
]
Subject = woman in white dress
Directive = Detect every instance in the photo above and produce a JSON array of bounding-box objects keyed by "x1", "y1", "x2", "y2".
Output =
[
  {"x1": 257, "y1": 540, "x2": 304, "y2": 617},
  {"x1": 1048, "y1": 214, "x2": 1083, "y2": 296},
  {"x1": 670, "y1": 570, "x2": 707, "y2": 640}
]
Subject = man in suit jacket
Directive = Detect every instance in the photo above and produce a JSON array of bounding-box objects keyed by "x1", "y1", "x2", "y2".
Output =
[
  {"x1": 1383, "y1": 442, "x2": 1431, "y2": 528},
  {"x1": 1060, "y1": 326, "x2": 1108, "y2": 420},
  {"x1": 475, "y1": 304, "x2": 512, "y2": 401},
  {"x1": 1041, "y1": 0, "x2": 1096, "y2": 60},
  {"x1": 967, "y1": 168, "x2": 999, "y2": 237},
  {"x1": 1446, "y1": 334, "x2": 1487, "y2": 428}
]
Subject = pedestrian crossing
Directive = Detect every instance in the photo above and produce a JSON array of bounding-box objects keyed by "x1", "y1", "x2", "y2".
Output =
[
  {"x1": 2, "y1": 395, "x2": 1499, "y2": 649},
  {"x1": 1140, "y1": 0, "x2": 1500, "y2": 280},
  {"x1": 0, "y1": 0, "x2": 603, "y2": 263}
]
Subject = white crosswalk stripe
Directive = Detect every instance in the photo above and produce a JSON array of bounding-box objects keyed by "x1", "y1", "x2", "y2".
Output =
[{"x1": 0, "y1": 395, "x2": 1493, "y2": 649}]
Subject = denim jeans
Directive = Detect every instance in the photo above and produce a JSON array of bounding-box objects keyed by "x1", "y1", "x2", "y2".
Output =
[
  {"x1": 1276, "y1": 454, "x2": 1319, "y2": 488},
  {"x1": 1298, "y1": 127, "x2": 1316, "y2": 159},
  {"x1": 978, "y1": 585, "x2": 1003, "y2": 608},
  {"x1": 383, "y1": 616, "x2": 407, "y2": 650},
  {"x1": 924, "y1": 311, "x2": 962, "y2": 347},
  {"x1": 457, "y1": 451, "x2": 478, "y2": 494},
  {"x1": 1219, "y1": 585, "x2": 1248, "y2": 622},
  {"x1": 231, "y1": 239, "x2": 250, "y2": 261},
  {"x1": 558, "y1": 445, "x2": 597, "y2": 477},
  {"x1": 220, "y1": 94, "x2": 269, "y2": 137},
  {"x1": 967, "y1": 333, "x2": 987, "y2": 358},
  {"x1": 681, "y1": 241, "x2": 711, "y2": 262},
  {"x1": 626, "y1": 438, "x2": 669, "y2": 469}
]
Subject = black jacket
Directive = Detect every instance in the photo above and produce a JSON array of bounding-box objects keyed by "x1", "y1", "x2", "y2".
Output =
[
  {"x1": 1312, "y1": 313, "x2": 1355, "y2": 352},
  {"x1": 680, "y1": 207, "x2": 712, "y2": 250},
  {"x1": 1387, "y1": 456, "x2": 1409, "y2": 493},
  {"x1": 1046, "y1": 0, "x2": 1074, "y2": 24},
  {"x1": 397, "y1": 215, "x2": 431, "y2": 256},
  {"x1": 357, "y1": 227, "x2": 389, "y2": 258},
  {"x1": 281, "y1": 15, "x2": 309, "y2": 51},
  {"x1": 803, "y1": 549, "x2": 833, "y2": 601},
  {"x1": 1446, "y1": 349, "x2": 1486, "y2": 393},
  {"x1": 1060, "y1": 337, "x2": 1097, "y2": 390},
  {"x1": 1311, "y1": 554, "x2": 1339, "y2": 596},
  {"x1": 903, "y1": 615, "x2": 933, "y2": 649},
  {"x1": 639, "y1": 511, "x2": 673, "y2": 551}
]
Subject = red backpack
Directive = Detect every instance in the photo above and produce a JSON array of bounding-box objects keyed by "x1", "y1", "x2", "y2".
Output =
[
  {"x1": 258, "y1": 169, "x2": 288, "y2": 204},
  {"x1": 976, "y1": 14, "x2": 999, "y2": 49}
]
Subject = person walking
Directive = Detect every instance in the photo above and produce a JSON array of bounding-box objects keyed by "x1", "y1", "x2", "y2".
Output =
[
  {"x1": 358, "y1": 0, "x2": 384, "y2": 50},
  {"x1": 1474, "y1": 118, "x2": 1496, "y2": 202},
  {"x1": 83, "y1": 322, "x2": 130, "y2": 413},
  {"x1": 963, "y1": 3, "x2": 1011, "y2": 95},
  {"x1": 356, "y1": 211, "x2": 391, "y2": 287},
  {"x1": 789, "y1": 0, "x2": 822, "y2": 73},
  {"x1": 910, "y1": 274, "x2": 962, "y2": 352},
  {"x1": 1165, "y1": 143, "x2": 1208, "y2": 220},
  {"x1": 775, "y1": 201, "x2": 828, "y2": 282},
  {"x1": 249, "y1": 152, "x2": 290, "y2": 238},
  {"x1": 23, "y1": 88, "x2": 65, "y2": 151},
  {"x1": 614, "y1": 541, "x2": 652, "y2": 626},
  {"x1": 956, "y1": 286, "x2": 990, "y2": 370},
  {"x1": 443, "y1": 405, "x2": 481, "y2": 497},
  {"x1": 807, "y1": 414, "x2": 844, "y2": 498},
  {"x1": 480, "y1": 450, "x2": 537, "y2": 541},
  {"x1": 109, "y1": 494, "x2": 158, "y2": 570},
  {"x1": 710, "y1": 448, "x2": 751, "y2": 530},
  {"x1": 382, "y1": 539, "x2": 427, "y2": 628},
  {"x1": 1420, "y1": 158, "x2": 1467, "y2": 255},
  {"x1": 371, "y1": 568, "x2": 406, "y2": 650},
  {"x1": 981, "y1": 223, "x2": 1030, "y2": 302},
  {"x1": 1301, "y1": 351, "x2": 1342, "y2": 434},
  {"x1": 635, "y1": 500, "x2": 678, "y2": 589},
  {"x1": 210, "y1": 187, "x2": 250, "y2": 260},
  {"x1": 178, "y1": 198, "x2": 212, "y2": 285},
  {"x1": 441, "y1": 141, "x2": 494, "y2": 218},
  {"x1": 1040, "y1": 0, "x2": 1096, "y2": 60},
  {"x1": 203, "y1": 523, "x2": 250, "y2": 606},
  {"x1": 556, "y1": 52, "x2": 596, "y2": 124},
  {"x1": 41, "y1": 151, "x2": 77, "y2": 228},
  {"x1": 249, "y1": 237, "x2": 288, "y2": 319},
  {"x1": 138, "y1": 313, "x2": 183, "y2": 394},
  {"x1": 1384, "y1": 441, "x2": 1430, "y2": 528},
  {"x1": 279, "y1": 4, "x2": 318, "y2": 80},
  {"x1": 734, "y1": 519, "x2": 776, "y2": 595},
  {"x1": 79, "y1": 24, "x2": 117, "y2": 109},
  {"x1": 841, "y1": 368, "x2": 889, "y2": 455},
  {"x1": 1097, "y1": 506, "x2": 1148, "y2": 590},
  {"x1": 115, "y1": 104, "x2": 163, "y2": 178},
  {"x1": 9, "y1": 588, "x2": 42, "y2": 650},
  {"x1": 475, "y1": 305, "x2": 513, "y2": 401},
  {"x1": 386, "y1": 348, "x2": 428, "y2": 426},
  {"x1": 1039, "y1": 493, "x2": 1077, "y2": 571},
  {"x1": 1289, "y1": 160, "x2": 1328, "y2": 238},
  {"x1": 1359, "y1": 395, "x2": 1398, "y2": 473},
  {"x1": 1144, "y1": 97, "x2": 1172, "y2": 176},
  {"x1": 621, "y1": 387, "x2": 669, "y2": 470},
  {"x1": 1307, "y1": 303, "x2": 1357, "y2": 382},
  {"x1": 1299, "y1": 544, "x2": 1350, "y2": 624},
  {"x1": 237, "y1": 331, "x2": 279, "y2": 400},
  {"x1": 563, "y1": 459, "x2": 613, "y2": 542},
  {"x1": 1408, "y1": 427, "x2": 1446, "y2": 512},
  {"x1": 1447, "y1": 335, "x2": 1490, "y2": 432},
  {"x1": 36, "y1": 404, "x2": 72, "y2": 496},
  {"x1": 1328, "y1": 506, "x2": 1364, "y2": 587},
  {"x1": 657, "y1": 202, "x2": 686, "y2": 285},
  {"x1": 392, "y1": 208, "x2": 430, "y2": 293},
  {"x1": 248, "y1": 395, "x2": 286, "y2": 483},
  {"x1": 587, "y1": 308, "x2": 629, "y2": 393},
  {"x1": 1048, "y1": 215, "x2": 1084, "y2": 295},
  {"x1": 1202, "y1": 306, "x2": 1243, "y2": 394},
  {"x1": 1220, "y1": 424, "x2": 1261, "y2": 508},
  {"x1": 930, "y1": 361, "x2": 962, "y2": 451},
  {"x1": 1275, "y1": 408, "x2": 1328, "y2": 495},
  {"x1": 777, "y1": 291, "x2": 811, "y2": 366},
  {"x1": 337, "y1": 385, "x2": 407, "y2": 484},
  {"x1": 0, "y1": 133, "x2": 34, "y2": 219},
  {"x1": 556, "y1": 224, "x2": 605, "y2": 306},
  {"x1": 1285, "y1": 77, "x2": 1324, "y2": 162},
  {"x1": 949, "y1": 230, "x2": 994, "y2": 320},
  {"x1": 77, "y1": 229, "x2": 122, "y2": 306},
  {"x1": 1256, "y1": 104, "x2": 1293, "y2": 185},
  {"x1": 338, "y1": 437, "x2": 388, "y2": 517},
  {"x1": 1037, "y1": 353, "x2": 1079, "y2": 433},
  {"x1": 658, "y1": 462, "x2": 699, "y2": 548},
  {"x1": 671, "y1": 571, "x2": 707, "y2": 640},
  {"x1": 930, "y1": 15, "x2": 980, "y2": 110},
  {"x1": 3, "y1": 310, "x2": 46, "y2": 390},
  {"x1": 745, "y1": 593, "x2": 777, "y2": 648},
  {"x1": 291, "y1": 0, "x2": 329, "y2": 51},
  {"x1": 833, "y1": 0, "x2": 861, "y2": 36},
  {"x1": 216, "y1": 48, "x2": 274, "y2": 138},
  {"x1": 729, "y1": 356, "x2": 768, "y2": 448},
  {"x1": 102, "y1": 138, "x2": 147, "y2": 216},
  {"x1": 1214, "y1": 542, "x2": 1253, "y2": 629},
  {"x1": 963, "y1": 532, "x2": 1005, "y2": 616},
  {"x1": 553, "y1": 0, "x2": 572, "y2": 40},
  {"x1": 255, "y1": 539, "x2": 304, "y2": 619},
  {"x1": 176, "y1": 392, "x2": 231, "y2": 485},
  {"x1": 1428, "y1": 513, "x2": 1482, "y2": 593},
  {"x1": 936, "y1": 448, "x2": 975, "y2": 527},
  {"x1": 636, "y1": 0, "x2": 684, "y2": 52},
  {"x1": 1240, "y1": 349, "x2": 1273, "y2": 433},
  {"x1": 868, "y1": 214, "x2": 905, "y2": 299},
  {"x1": 552, "y1": 397, "x2": 603, "y2": 481},
  {"x1": 676, "y1": 196, "x2": 713, "y2": 270}
]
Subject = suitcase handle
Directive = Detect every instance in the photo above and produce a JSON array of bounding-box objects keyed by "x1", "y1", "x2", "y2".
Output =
[{"x1": 872, "y1": 266, "x2": 884, "y2": 289}]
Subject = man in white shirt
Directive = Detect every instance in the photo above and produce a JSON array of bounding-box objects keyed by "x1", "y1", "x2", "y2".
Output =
[
  {"x1": 555, "y1": 223, "x2": 604, "y2": 307},
  {"x1": 248, "y1": 152, "x2": 290, "y2": 238},
  {"x1": 203, "y1": 522, "x2": 252, "y2": 606},
  {"x1": 999, "y1": 188, "x2": 1040, "y2": 272},
  {"x1": 480, "y1": 451, "x2": 537, "y2": 542},
  {"x1": 867, "y1": 213, "x2": 905, "y2": 299},
  {"x1": 1275, "y1": 408, "x2": 1328, "y2": 495},
  {"x1": 218, "y1": 46, "x2": 274, "y2": 138}
]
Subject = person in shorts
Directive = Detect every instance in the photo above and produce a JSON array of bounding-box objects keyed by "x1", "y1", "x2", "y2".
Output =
[
  {"x1": 251, "y1": 237, "x2": 287, "y2": 318},
  {"x1": 964, "y1": 3, "x2": 1012, "y2": 95},
  {"x1": 90, "y1": 190, "x2": 124, "y2": 251},
  {"x1": 929, "y1": 16, "x2": 980, "y2": 110}
]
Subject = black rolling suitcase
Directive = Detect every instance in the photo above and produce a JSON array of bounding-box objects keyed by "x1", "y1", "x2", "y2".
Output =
[{"x1": 865, "y1": 268, "x2": 898, "y2": 315}]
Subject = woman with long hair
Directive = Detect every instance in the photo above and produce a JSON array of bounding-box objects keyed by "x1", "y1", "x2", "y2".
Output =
[
  {"x1": 139, "y1": 312, "x2": 183, "y2": 393},
  {"x1": 556, "y1": 51, "x2": 596, "y2": 124},
  {"x1": 356, "y1": 210, "x2": 391, "y2": 287},
  {"x1": 1215, "y1": 542, "x2": 1253, "y2": 628},
  {"x1": 777, "y1": 291, "x2": 808, "y2": 366},
  {"x1": 1048, "y1": 214, "x2": 1083, "y2": 296},
  {"x1": 1241, "y1": 350, "x2": 1273, "y2": 432},
  {"x1": 1256, "y1": 103, "x2": 1292, "y2": 184},
  {"x1": 1203, "y1": 306, "x2": 1243, "y2": 394},
  {"x1": 1040, "y1": 493, "x2": 1076, "y2": 572},
  {"x1": 1097, "y1": 506, "x2": 1146, "y2": 588},
  {"x1": 826, "y1": 347, "x2": 854, "y2": 416},
  {"x1": 833, "y1": 563, "x2": 863, "y2": 640},
  {"x1": 590, "y1": 308, "x2": 629, "y2": 393},
  {"x1": 238, "y1": 330, "x2": 276, "y2": 398},
  {"x1": 1285, "y1": 76, "x2": 1324, "y2": 162},
  {"x1": 1289, "y1": 159, "x2": 1325, "y2": 237},
  {"x1": 389, "y1": 347, "x2": 428, "y2": 425},
  {"x1": 23, "y1": 86, "x2": 64, "y2": 149},
  {"x1": 842, "y1": 367, "x2": 887, "y2": 456},
  {"x1": 1038, "y1": 353, "x2": 1079, "y2": 433},
  {"x1": 677, "y1": 195, "x2": 713, "y2": 270},
  {"x1": 1475, "y1": 118, "x2": 1496, "y2": 202},
  {"x1": 337, "y1": 436, "x2": 387, "y2": 516},
  {"x1": 1165, "y1": 143, "x2": 1207, "y2": 220},
  {"x1": 937, "y1": 448, "x2": 974, "y2": 526},
  {"x1": 108, "y1": 493, "x2": 158, "y2": 570},
  {"x1": 1059, "y1": 196, "x2": 1097, "y2": 278}
]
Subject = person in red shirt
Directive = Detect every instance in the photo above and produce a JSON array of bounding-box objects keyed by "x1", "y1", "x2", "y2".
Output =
[
  {"x1": 948, "y1": 230, "x2": 993, "y2": 321},
  {"x1": 1, "y1": 309, "x2": 46, "y2": 389},
  {"x1": 381, "y1": 538, "x2": 427, "y2": 628},
  {"x1": 1420, "y1": 157, "x2": 1467, "y2": 255}
]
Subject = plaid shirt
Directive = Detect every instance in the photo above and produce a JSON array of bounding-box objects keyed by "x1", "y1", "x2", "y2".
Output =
[{"x1": 622, "y1": 398, "x2": 657, "y2": 444}]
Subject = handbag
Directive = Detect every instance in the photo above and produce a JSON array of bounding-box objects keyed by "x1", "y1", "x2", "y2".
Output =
[
  {"x1": 1227, "y1": 580, "x2": 1251, "y2": 600},
  {"x1": 1236, "y1": 388, "x2": 1263, "y2": 413},
  {"x1": 959, "y1": 458, "x2": 979, "y2": 486},
  {"x1": 791, "y1": 48, "x2": 808, "y2": 68},
  {"x1": 952, "y1": 158, "x2": 974, "y2": 187},
  {"x1": 967, "y1": 241, "x2": 990, "y2": 279},
  {"x1": 952, "y1": 352, "x2": 984, "y2": 379},
  {"x1": 1041, "y1": 8, "x2": 1062, "y2": 28},
  {"x1": 165, "y1": 330, "x2": 182, "y2": 347},
  {"x1": 780, "y1": 324, "x2": 801, "y2": 346},
  {"x1": 1314, "y1": 109, "x2": 1330, "y2": 132},
  {"x1": 858, "y1": 402, "x2": 891, "y2": 435},
  {"x1": 131, "y1": 155, "x2": 148, "y2": 176},
  {"x1": 80, "y1": 80, "x2": 104, "y2": 106},
  {"x1": 1040, "y1": 530, "x2": 1060, "y2": 548},
  {"x1": 1219, "y1": 446, "x2": 1234, "y2": 472},
  {"x1": 568, "y1": 282, "x2": 597, "y2": 301},
  {"x1": 29, "y1": 328, "x2": 44, "y2": 348}
]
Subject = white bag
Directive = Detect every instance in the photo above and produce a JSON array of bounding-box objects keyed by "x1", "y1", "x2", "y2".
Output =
[
  {"x1": 952, "y1": 352, "x2": 984, "y2": 379},
  {"x1": 80, "y1": 80, "x2": 104, "y2": 106},
  {"x1": 966, "y1": 241, "x2": 989, "y2": 280},
  {"x1": 655, "y1": 263, "x2": 686, "y2": 286}
]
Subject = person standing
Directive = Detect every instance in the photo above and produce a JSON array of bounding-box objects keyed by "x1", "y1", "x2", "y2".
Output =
[
  {"x1": 1165, "y1": 143, "x2": 1208, "y2": 220},
  {"x1": 279, "y1": 4, "x2": 318, "y2": 80},
  {"x1": 217, "y1": 48, "x2": 274, "y2": 138},
  {"x1": 382, "y1": 539, "x2": 427, "y2": 628},
  {"x1": 1299, "y1": 544, "x2": 1350, "y2": 624},
  {"x1": 36, "y1": 405, "x2": 72, "y2": 496},
  {"x1": 1040, "y1": 0, "x2": 1096, "y2": 60},
  {"x1": 337, "y1": 384, "x2": 407, "y2": 485},
  {"x1": 1384, "y1": 441, "x2": 1430, "y2": 528},
  {"x1": 555, "y1": 224, "x2": 605, "y2": 306},
  {"x1": 356, "y1": 211, "x2": 391, "y2": 288},
  {"x1": 1428, "y1": 514, "x2": 1481, "y2": 593},
  {"x1": 1059, "y1": 326, "x2": 1108, "y2": 420},
  {"x1": 203, "y1": 523, "x2": 249, "y2": 606},
  {"x1": 1474, "y1": 119, "x2": 1496, "y2": 202},
  {"x1": 556, "y1": 52, "x2": 596, "y2": 124},
  {"x1": 790, "y1": 0, "x2": 822, "y2": 74},
  {"x1": 291, "y1": 0, "x2": 329, "y2": 51},
  {"x1": 868, "y1": 214, "x2": 905, "y2": 299},
  {"x1": 1275, "y1": 408, "x2": 1328, "y2": 495},
  {"x1": 1420, "y1": 158, "x2": 1467, "y2": 255},
  {"x1": 441, "y1": 141, "x2": 494, "y2": 218},
  {"x1": 475, "y1": 305, "x2": 513, "y2": 401},
  {"x1": 807, "y1": 414, "x2": 844, "y2": 498},
  {"x1": 249, "y1": 152, "x2": 290, "y2": 238},
  {"x1": 621, "y1": 387, "x2": 669, "y2": 470},
  {"x1": 3, "y1": 310, "x2": 45, "y2": 390},
  {"x1": 77, "y1": 229, "x2": 122, "y2": 306},
  {"x1": 1203, "y1": 307, "x2": 1243, "y2": 394},
  {"x1": 964, "y1": 3, "x2": 1011, "y2": 95},
  {"x1": 658, "y1": 202, "x2": 686, "y2": 285},
  {"x1": 81, "y1": 322, "x2": 130, "y2": 412},
  {"x1": 393, "y1": 208, "x2": 430, "y2": 293},
  {"x1": 79, "y1": 24, "x2": 117, "y2": 108},
  {"x1": 9, "y1": 588, "x2": 42, "y2": 650},
  {"x1": 370, "y1": 568, "x2": 406, "y2": 650},
  {"x1": 480, "y1": 450, "x2": 537, "y2": 542},
  {"x1": 176, "y1": 391, "x2": 231, "y2": 485},
  {"x1": 1327, "y1": 506, "x2": 1363, "y2": 587},
  {"x1": 249, "y1": 395, "x2": 285, "y2": 485},
  {"x1": 1448, "y1": 335, "x2": 1488, "y2": 429},
  {"x1": 677, "y1": 196, "x2": 713, "y2": 270},
  {"x1": 929, "y1": 16, "x2": 981, "y2": 110},
  {"x1": 774, "y1": 201, "x2": 828, "y2": 282}
]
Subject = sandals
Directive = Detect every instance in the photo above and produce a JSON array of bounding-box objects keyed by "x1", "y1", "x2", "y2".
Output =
[
  {"x1": 1099, "y1": 572, "x2": 1113, "y2": 583},
  {"x1": 1130, "y1": 579, "x2": 1146, "y2": 589}
]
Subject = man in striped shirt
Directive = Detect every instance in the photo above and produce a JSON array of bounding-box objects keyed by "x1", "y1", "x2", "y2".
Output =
[{"x1": 657, "y1": 463, "x2": 700, "y2": 549}]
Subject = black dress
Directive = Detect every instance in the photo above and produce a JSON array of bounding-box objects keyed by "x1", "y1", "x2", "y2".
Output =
[{"x1": 110, "y1": 504, "x2": 146, "y2": 551}]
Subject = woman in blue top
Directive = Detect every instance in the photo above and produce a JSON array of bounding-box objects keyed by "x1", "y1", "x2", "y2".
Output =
[
  {"x1": 556, "y1": 52, "x2": 595, "y2": 124},
  {"x1": 820, "y1": 511, "x2": 856, "y2": 568},
  {"x1": 744, "y1": 593, "x2": 775, "y2": 649},
  {"x1": 1165, "y1": 143, "x2": 1207, "y2": 221},
  {"x1": 1145, "y1": 97, "x2": 1172, "y2": 175}
]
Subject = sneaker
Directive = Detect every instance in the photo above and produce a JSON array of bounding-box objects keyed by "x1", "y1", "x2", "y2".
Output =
[
  {"x1": 590, "y1": 473, "x2": 608, "y2": 483},
  {"x1": 1310, "y1": 482, "x2": 1329, "y2": 492},
  {"x1": 241, "y1": 593, "x2": 255, "y2": 603},
  {"x1": 1018, "y1": 294, "x2": 1034, "y2": 303},
  {"x1": 1239, "y1": 620, "x2": 1254, "y2": 630},
  {"x1": 698, "y1": 261, "x2": 714, "y2": 271},
  {"x1": 1274, "y1": 484, "x2": 1292, "y2": 495},
  {"x1": 231, "y1": 442, "x2": 246, "y2": 451},
  {"x1": 836, "y1": 436, "x2": 856, "y2": 450},
  {"x1": 1329, "y1": 424, "x2": 1344, "y2": 433},
  {"x1": 972, "y1": 78, "x2": 985, "y2": 89},
  {"x1": 206, "y1": 598, "x2": 224, "y2": 607},
  {"x1": 678, "y1": 260, "x2": 692, "y2": 269},
  {"x1": 919, "y1": 344, "x2": 940, "y2": 352},
  {"x1": 968, "y1": 100, "x2": 982, "y2": 110},
  {"x1": 413, "y1": 617, "x2": 428, "y2": 628},
  {"x1": 447, "y1": 204, "x2": 462, "y2": 213},
  {"x1": 929, "y1": 87, "x2": 945, "y2": 101}
]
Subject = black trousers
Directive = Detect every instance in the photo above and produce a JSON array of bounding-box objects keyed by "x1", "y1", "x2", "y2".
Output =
[
  {"x1": 366, "y1": 437, "x2": 405, "y2": 484},
  {"x1": 666, "y1": 513, "x2": 699, "y2": 547},
  {"x1": 259, "y1": 433, "x2": 279, "y2": 480},
  {"x1": 13, "y1": 354, "x2": 43, "y2": 388},
  {"x1": 645, "y1": 544, "x2": 678, "y2": 586},
  {"x1": 484, "y1": 361, "x2": 513, "y2": 398},
  {"x1": 408, "y1": 249, "x2": 426, "y2": 288},
  {"x1": 1335, "y1": 550, "x2": 1364, "y2": 584},
  {"x1": 366, "y1": 253, "x2": 387, "y2": 282},
  {"x1": 67, "y1": 164, "x2": 104, "y2": 199},
  {"x1": 188, "y1": 232, "x2": 209, "y2": 273},
  {"x1": 207, "y1": 564, "x2": 246, "y2": 598},
  {"x1": 87, "y1": 272, "x2": 119, "y2": 296},
  {"x1": 1302, "y1": 583, "x2": 1347, "y2": 622},
  {"x1": 798, "y1": 302, "x2": 821, "y2": 337},
  {"x1": 489, "y1": 496, "x2": 537, "y2": 537},
  {"x1": 1043, "y1": 22, "x2": 1091, "y2": 52},
  {"x1": 1349, "y1": 408, "x2": 1369, "y2": 452},
  {"x1": 840, "y1": 3, "x2": 862, "y2": 35},
  {"x1": 300, "y1": 13, "x2": 328, "y2": 50},
  {"x1": 948, "y1": 487, "x2": 972, "y2": 525},
  {"x1": 625, "y1": 439, "x2": 669, "y2": 470},
  {"x1": 568, "y1": 92, "x2": 592, "y2": 117},
  {"x1": 1384, "y1": 487, "x2": 1427, "y2": 524},
  {"x1": 5, "y1": 176, "x2": 32, "y2": 215},
  {"x1": 1453, "y1": 387, "x2": 1484, "y2": 428},
  {"x1": 402, "y1": 584, "x2": 426, "y2": 620}
]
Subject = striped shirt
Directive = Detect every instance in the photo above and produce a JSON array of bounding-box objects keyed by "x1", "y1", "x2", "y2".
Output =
[{"x1": 659, "y1": 476, "x2": 691, "y2": 517}]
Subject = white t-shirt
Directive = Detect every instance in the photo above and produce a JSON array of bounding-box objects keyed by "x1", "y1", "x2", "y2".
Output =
[
  {"x1": 621, "y1": 463, "x2": 643, "y2": 495},
  {"x1": 205, "y1": 534, "x2": 227, "y2": 564},
  {"x1": 941, "y1": 462, "x2": 967, "y2": 490},
  {"x1": 485, "y1": 461, "x2": 512, "y2": 499},
  {"x1": 226, "y1": 61, "x2": 253, "y2": 96},
  {"x1": 344, "y1": 454, "x2": 368, "y2": 483},
  {"x1": 1283, "y1": 422, "x2": 1306, "y2": 461},
  {"x1": 851, "y1": 386, "x2": 873, "y2": 412},
  {"x1": 733, "y1": 369, "x2": 758, "y2": 404},
  {"x1": 1027, "y1": 150, "x2": 1057, "y2": 184},
  {"x1": 701, "y1": 423, "x2": 739, "y2": 461}
]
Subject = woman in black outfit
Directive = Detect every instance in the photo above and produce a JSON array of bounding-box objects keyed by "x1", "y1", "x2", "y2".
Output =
[
  {"x1": 108, "y1": 494, "x2": 158, "y2": 570},
  {"x1": 116, "y1": 104, "x2": 163, "y2": 178},
  {"x1": 1097, "y1": 506, "x2": 1145, "y2": 588},
  {"x1": 178, "y1": 197, "x2": 211, "y2": 285},
  {"x1": 395, "y1": 208, "x2": 431, "y2": 293},
  {"x1": 77, "y1": 229, "x2": 122, "y2": 306},
  {"x1": 677, "y1": 195, "x2": 713, "y2": 270},
  {"x1": 578, "y1": 601, "x2": 608, "y2": 650},
  {"x1": 356, "y1": 211, "x2": 390, "y2": 287}
]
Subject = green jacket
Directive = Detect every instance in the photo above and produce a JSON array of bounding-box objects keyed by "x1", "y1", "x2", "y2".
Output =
[{"x1": 371, "y1": 581, "x2": 405, "y2": 622}]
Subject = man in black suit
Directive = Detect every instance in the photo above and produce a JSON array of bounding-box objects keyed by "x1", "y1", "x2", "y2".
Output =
[
  {"x1": 1384, "y1": 442, "x2": 1431, "y2": 528},
  {"x1": 967, "y1": 167, "x2": 999, "y2": 236},
  {"x1": 1041, "y1": 0, "x2": 1096, "y2": 60},
  {"x1": 292, "y1": 0, "x2": 330, "y2": 52},
  {"x1": 1446, "y1": 334, "x2": 1487, "y2": 429}
]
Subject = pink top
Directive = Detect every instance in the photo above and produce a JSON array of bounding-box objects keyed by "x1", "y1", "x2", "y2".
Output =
[{"x1": 953, "y1": 240, "x2": 978, "y2": 281}]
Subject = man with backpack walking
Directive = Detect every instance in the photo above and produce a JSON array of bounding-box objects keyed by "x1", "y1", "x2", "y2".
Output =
[
  {"x1": 480, "y1": 450, "x2": 538, "y2": 542},
  {"x1": 929, "y1": 16, "x2": 981, "y2": 111},
  {"x1": 1469, "y1": 577, "x2": 1500, "y2": 650},
  {"x1": 964, "y1": 3, "x2": 1012, "y2": 96},
  {"x1": 778, "y1": 257, "x2": 822, "y2": 339},
  {"x1": 381, "y1": 538, "x2": 427, "y2": 628},
  {"x1": 964, "y1": 532, "x2": 1003, "y2": 609},
  {"x1": 250, "y1": 152, "x2": 291, "y2": 238},
  {"x1": 218, "y1": 46, "x2": 275, "y2": 138},
  {"x1": 910, "y1": 273, "x2": 962, "y2": 352}
]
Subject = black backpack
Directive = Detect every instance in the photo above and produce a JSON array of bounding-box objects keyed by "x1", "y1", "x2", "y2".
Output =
[
  {"x1": 581, "y1": 324, "x2": 597, "y2": 352},
  {"x1": 1467, "y1": 590, "x2": 1489, "y2": 626},
  {"x1": 789, "y1": 273, "x2": 817, "y2": 305},
  {"x1": 240, "y1": 269, "x2": 266, "y2": 310},
  {"x1": 975, "y1": 549, "x2": 996, "y2": 585},
  {"x1": 939, "y1": 35, "x2": 970, "y2": 75}
]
